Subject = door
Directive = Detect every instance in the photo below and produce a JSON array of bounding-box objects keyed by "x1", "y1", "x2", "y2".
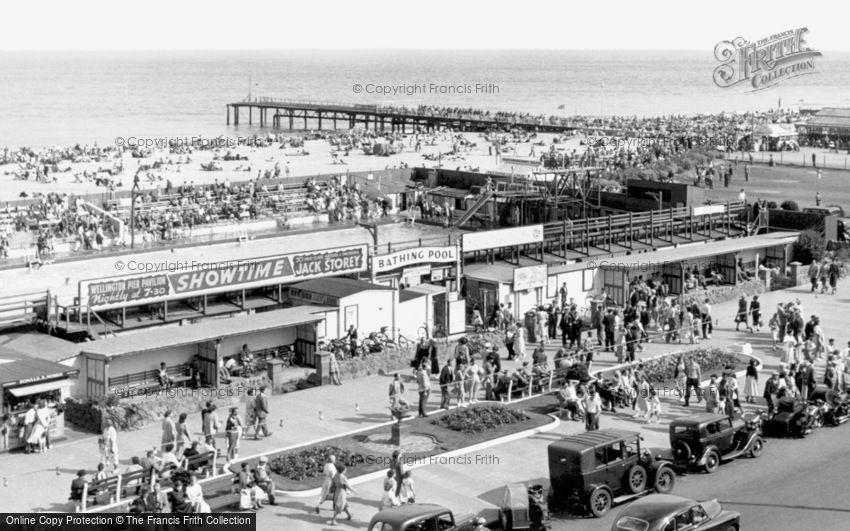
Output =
[
  {"x1": 295, "y1": 324, "x2": 317, "y2": 367},
  {"x1": 87, "y1": 357, "x2": 106, "y2": 397},
  {"x1": 662, "y1": 262, "x2": 683, "y2": 295},
  {"x1": 196, "y1": 340, "x2": 219, "y2": 388},
  {"x1": 432, "y1": 292, "x2": 447, "y2": 336}
]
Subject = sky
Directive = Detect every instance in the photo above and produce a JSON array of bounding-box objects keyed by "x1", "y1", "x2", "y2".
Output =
[{"x1": 1, "y1": 0, "x2": 847, "y2": 51}]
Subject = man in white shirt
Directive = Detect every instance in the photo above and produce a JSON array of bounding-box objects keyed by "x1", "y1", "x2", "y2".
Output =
[{"x1": 583, "y1": 386, "x2": 603, "y2": 432}]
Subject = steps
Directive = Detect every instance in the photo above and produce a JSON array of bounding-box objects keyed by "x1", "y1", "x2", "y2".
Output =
[{"x1": 452, "y1": 190, "x2": 493, "y2": 228}]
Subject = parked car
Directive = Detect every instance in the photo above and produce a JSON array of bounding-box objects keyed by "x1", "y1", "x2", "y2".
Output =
[
  {"x1": 669, "y1": 413, "x2": 764, "y2": 474},
  {"x1": 762, "y1": 396, "x2": 821, "y2": 438},
  {"x1": 548, "y1": 429, "x2": 676, "y2": 517},
  {"x1": 809, "y1": 386, "x2": 850, "y2": 426},
  {"x1": 367, "y1": 503, "x2": 479, "y2": 531},
  {"x1": 611, "y1": 494, "x2": 741, "y2": 531}
]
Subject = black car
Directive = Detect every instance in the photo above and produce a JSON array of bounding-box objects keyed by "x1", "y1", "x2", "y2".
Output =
[
  {"x1": 809, "y1": 385, "x2": 850, "y2": 426},
  {"x1": 548, "y1": 429, "x2": 676, "y2": 517},
  {"x1": 762, "y1": 396, "x2": 821, "y2": 438},
  {"x1": 611, "y1": 495, "x2": 741, "y2": 531},
  {"x1": 669, "y1": 413, "x2": 764, "y2": 474}
]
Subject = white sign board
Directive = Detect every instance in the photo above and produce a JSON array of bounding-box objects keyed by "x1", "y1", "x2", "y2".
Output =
[
  {"x1": 692, "y1": 205, "x2": 726, "y2": 216},
  {"x1": 374, "y1": 246, "x2": 458, "y2": 273},
  {"x1": 462, "y1": 224, "x2": 544, "y2": 253},
  {"x1": 513, "y1": 264, "x2": 548, "y2": 292},
  {"x1": 403, "y1": 265, "x2": 432, "y2": 278},
  {"x1": 448, "y1": 299, "x2": 467, "y2": 335}
]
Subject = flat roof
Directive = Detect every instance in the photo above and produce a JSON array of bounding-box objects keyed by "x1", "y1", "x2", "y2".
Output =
[
  {"x1": 598, "y1": 232, "x2": 798, "y2": 270},
  {"x1": 81, "y1": 305, "x2": 333, "y2": 359},
  {"x1": 463, "y1": 263, "x2": 516, "y2": 285},
  {"x1": 0, "y1": 351, "x2": 79, "y2": 387},
  {"x1": 291, "y1": 278, "x2": 394, "y2": 299},
  {"x1": 0, "y1": 333, "x2": 82, "y2": 363}
]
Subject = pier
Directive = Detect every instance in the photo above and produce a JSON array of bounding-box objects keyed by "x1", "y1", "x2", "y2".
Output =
[{"x1": 226, "y1": 97, "x2": 580, "y2": 133}]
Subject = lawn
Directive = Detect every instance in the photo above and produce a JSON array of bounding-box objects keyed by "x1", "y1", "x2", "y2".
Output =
[{"x1": 266, "y1": 402, "x2": 554, "y2": 491}]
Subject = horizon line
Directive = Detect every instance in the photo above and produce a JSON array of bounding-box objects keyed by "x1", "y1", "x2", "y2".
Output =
[{"x1": 1, "y1": 47, "x2": 849, "y2": 53}]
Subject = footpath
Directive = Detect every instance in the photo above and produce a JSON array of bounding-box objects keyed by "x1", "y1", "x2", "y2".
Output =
[{"x1": 2, "y1": 277, "x2": 846, "y2": 518}]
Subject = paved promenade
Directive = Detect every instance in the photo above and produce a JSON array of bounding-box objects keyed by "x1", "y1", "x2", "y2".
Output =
[{"x1": 3, "y1": 276, "x2": 846, "y2": 522}]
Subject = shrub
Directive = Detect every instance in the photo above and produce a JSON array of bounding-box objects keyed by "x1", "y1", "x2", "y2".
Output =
[
  {"x1": 433, "y1": 404, "x2": 530, "y2": 434},
  {"x1": 268, "y1": 445, "x2": 365, "y2": 481},
  {"x1": 780, "y1": 200, "x2": 800, "y2": 211},
  {"x1": 793, "y1": 229, "x2": 825, "y2": 264},
  {"x1": 766, "y1": 201, "x2": 778, "y2": 209}
]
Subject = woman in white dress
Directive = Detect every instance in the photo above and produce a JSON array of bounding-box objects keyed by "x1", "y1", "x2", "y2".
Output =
[
  {"x1": 467, "y1": 362, "x2": 481, "y2": 404},
  {"x1": 315, "y1": 455, "x2": 337, "y2": 514},
  {"x1": 102, "y1": 419, "x2": 119, "y2": 471},
  {"x1": 515, "y1": 326, "x2": 527, "y2": 361}
]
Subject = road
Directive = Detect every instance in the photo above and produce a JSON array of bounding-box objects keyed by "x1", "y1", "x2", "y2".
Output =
[{"x1": 561, "y1": 425, "x2": 850, "y2": 531}]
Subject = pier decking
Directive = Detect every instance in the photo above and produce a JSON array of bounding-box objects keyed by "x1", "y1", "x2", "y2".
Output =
[{"x1": 226, "y1": 98, "x2": 580, "y2": 133}]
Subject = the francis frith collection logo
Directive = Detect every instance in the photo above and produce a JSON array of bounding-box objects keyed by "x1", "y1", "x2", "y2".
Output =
[{"x1": 713, "y1": 28, "x2": 822, "y2": 91}]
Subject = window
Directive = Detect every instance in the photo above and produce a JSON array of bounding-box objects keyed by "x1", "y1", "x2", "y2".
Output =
[
  {"x1": 706, "y1": 423, "x2": 719, "y2": 435},
  {"x1": 596, "y1": 443, "x2": 623, "y2": 466},
  {"x1": 615, "y1": 516, "x2": 650, "y2": 531},
  {"x1": 369, "y1": 523, "x2": 392, "y2": 531},
  {"x1": 437, "y1": 513, "x2": 455, "y2": 530}
]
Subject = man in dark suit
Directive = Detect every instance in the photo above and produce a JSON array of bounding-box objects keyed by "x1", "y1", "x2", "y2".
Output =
[
  {"x1": 602, "y1": 309, "x2": 616, "y2": 352},
  {"x1": 439, "y1": 359, "x2": 455, "y2": 409},
  {"x1": 254, "y1": 386, "x2": 272, "y2": 439}
]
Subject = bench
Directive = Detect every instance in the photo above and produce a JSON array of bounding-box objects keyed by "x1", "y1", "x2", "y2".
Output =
[
  {"x1": 108, "y1": 363, "x2": 192, "y2": 394},
  {"x1": 160, "y1": 451, "x2": 218, "y2": 485},
  {"x1": 202, "y1": 475, "x2": 241, "y2": 511},
  {"x1": 79, "y1": 475, "x2": 120, "y2": 512}
]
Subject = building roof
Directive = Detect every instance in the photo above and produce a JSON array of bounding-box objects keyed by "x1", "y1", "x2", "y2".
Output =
[
  {"x1": 463, "y1": 263, "x2": 517, "y2": 284},
  {"x1": 290, "y1": 277, "x2": 394, "y2": 299},
  {"x1": 807, "y1": 108, "x2": 850, "y2": 129},
  {"x1": 0, "y1": 333, "x2": 82, "y2": 363},
  {"x1": 80, "y1": 305, "x2": 333, "y2": 359},
  {"x1": 0, "y1": 351, "x2": 79, "y2": 387},
  {"x1": 598, "y1": 232, "x2": 798, "y2": 271}
]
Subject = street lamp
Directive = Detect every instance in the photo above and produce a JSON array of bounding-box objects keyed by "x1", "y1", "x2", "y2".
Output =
[
  {"x1": 130, "y1": 174, "x2": 141, "y2": 249},
  {"x1": 357, "y1": 221, "x2": 380, "y2": 283}
]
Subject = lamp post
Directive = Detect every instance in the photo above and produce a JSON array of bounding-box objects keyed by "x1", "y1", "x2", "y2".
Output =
[
  {"x1": 129, "y1": 174, "x2": 141, "y2": 249},
  {"x1": 357, "y1": 221, "x2": 380, "y2": 283},
  {"x1": 647, "y1": 191, "x2": 663, "y2": 211}
]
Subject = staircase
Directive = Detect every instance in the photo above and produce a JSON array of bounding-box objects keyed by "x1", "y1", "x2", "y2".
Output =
[
  {"x1": 0, "y1": 291, "x2": 49, "y2": 331},
  {"x1": 452, "y1": 190, "x2": 493, "y2": 228}
]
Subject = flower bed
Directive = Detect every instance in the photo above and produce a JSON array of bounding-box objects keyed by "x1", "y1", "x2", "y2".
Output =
[
  {"x1": 267, "y1": 402, "x2": 554, "y2": 491},
  {"x1": 595, "y1": 347, "x2": 745, "y2": 387},
  {"x1": 432, "y1": 404, "x2": 530, "y2": 434},
  {"x1": 638, "y1": 347, "x2": 741, "y2": 384},
  {"x1": 268, "y1": 445, "x2": 366, "y2": 481},
  {"x1": 679, "y1": 278, "x2": 764, "y2": 306}
]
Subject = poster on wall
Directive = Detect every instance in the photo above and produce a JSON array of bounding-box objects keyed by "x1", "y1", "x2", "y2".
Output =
[
  {"x1": 513, "y1": 264, "x2": 547, "y2": 292},
  {"x1": 583, "y1": 269, "x2": 595, "y2": 291},
  {"x1": 344, "y1": 305, "x2": 359, "y2": 331},
  {"x1": 547, "y1": 275, "x2": 557, "y2": 298}
]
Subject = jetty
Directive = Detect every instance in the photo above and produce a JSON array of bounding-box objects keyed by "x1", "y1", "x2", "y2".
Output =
[{"x1": 226, "y1": 97, "x2": 580, "y2": 133}]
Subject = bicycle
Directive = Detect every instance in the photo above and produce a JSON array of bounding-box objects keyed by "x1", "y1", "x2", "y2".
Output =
[
  {"x1": 375, "y1": 326, "x2": 412, "y2": 351},
  {"x1": 278, "y1": 344, "x2": 304, "y2": 367}
]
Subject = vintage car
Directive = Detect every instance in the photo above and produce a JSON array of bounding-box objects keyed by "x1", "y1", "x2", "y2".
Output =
[
  {"x1": 548, "y1": 429, "x2": 676, "y2": 517},
  {"x1": 611, "y1": 494, "x2": 741, "y2": 531},
  {"x1": 367, "y1": 503, "x2": 479, "y2": 531},
  {"x1": 669, "y1": 413, "x2": 764, "y2": 474},
  {"x1": 809, "y1": 385, "x2": 850, "y2": 426},
  {"x1": 762, "y1": 396, "x2": 821, "y2": 438}
]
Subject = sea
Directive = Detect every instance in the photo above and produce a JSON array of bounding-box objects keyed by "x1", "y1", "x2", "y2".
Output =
[{"x1": 1, "y1": 49, "x2": 849, "y2": 148}]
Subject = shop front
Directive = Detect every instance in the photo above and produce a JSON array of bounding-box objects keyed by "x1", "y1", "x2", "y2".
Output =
[{"x1": 0, "y1": 352, "x2": 79, "y2": 452}]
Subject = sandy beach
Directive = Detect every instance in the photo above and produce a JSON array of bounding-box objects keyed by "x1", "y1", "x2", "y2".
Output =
[{"x1": 0, "y1": 131, "x2": 584, "y2": 202}]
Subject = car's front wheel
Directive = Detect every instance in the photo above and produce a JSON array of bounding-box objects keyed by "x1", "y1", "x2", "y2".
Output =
[
  {"x1": 587, "y1": 487, "x2": 612, "y2": 517},
  {"x1": 703, "y1": 450, "x2": 720, "y2": 473},
  {"x1": 749, "y1": 437, "x2": 764, "y2": 458},
  {"x1": 627, "y1": 464, "x2": 648, "y2": 494},
  {"x1": 654, "y1": 467, "x2": 676, "y2": 494}
]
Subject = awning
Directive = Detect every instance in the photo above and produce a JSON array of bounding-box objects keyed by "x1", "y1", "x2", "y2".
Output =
[{"x1": 7, "y1": 379, "x2": 73, "y2": 397}]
